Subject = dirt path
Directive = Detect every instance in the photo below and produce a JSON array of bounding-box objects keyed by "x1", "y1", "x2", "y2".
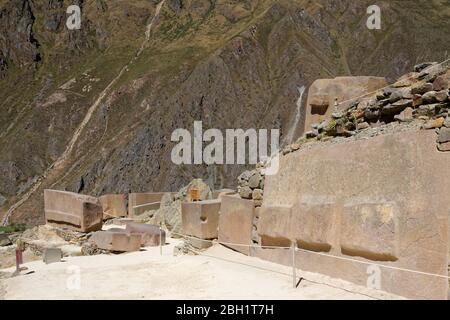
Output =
[{"x1": 1, "y1": 239, "x2": 403, "y2": 300}]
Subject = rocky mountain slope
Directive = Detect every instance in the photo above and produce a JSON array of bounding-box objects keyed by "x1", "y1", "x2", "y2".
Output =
[{"x1": 1, "y1": 0, "x2": 449, "y2": 225}]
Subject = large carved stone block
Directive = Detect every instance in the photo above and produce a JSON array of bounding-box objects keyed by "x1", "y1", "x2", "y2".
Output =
[
  {"x1": 218, "y1": 195, "x2": 255, "y2": 255},
  {"x1": 341, "y1": 203, "x2": 399, "y2": 261},
  {"x1": 212, "y1": 189, "x2": 236, "y2": 199},
  {"x1": 128, "y1": 192, "x2": 172, "y2": 218},
  {"x1": 125, "y1": 222, "x2": 165, "y2": 247},
  {"x1": 44, "y1": 190, "x2": 103, "y2": 232},
  {"x1": 258, "y1": 205, "x2": 292, "y2": 247},
  {"x1": 304, "y1": 76, "x2": 387, "y2": 132},
  {"x1": 259, "y1": 130, "x2": 450, "y2": 299},
  {"x1": 293, "y1": 202, "x2": 336, "y2": 252},
  {"x1": 99, "y1": 194, "x2": 127, "y2": 219},
  {"x1": 90, "y1": 231, "x2": 141, "y2": 252},
  {"x1": 43, "y1": 248, "x2": 62, "y2": 264},
  {"x1": 182, "y1": 199, "x2": 221, "y2": 239}
]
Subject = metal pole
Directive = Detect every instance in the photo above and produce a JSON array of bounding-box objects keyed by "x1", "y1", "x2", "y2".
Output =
[
  {"x1": 291, "y1": 241, "x2": 296, "y2": 289},
  {"x1": 159, "y1": 222, "x2": 162, "y2": 256}
]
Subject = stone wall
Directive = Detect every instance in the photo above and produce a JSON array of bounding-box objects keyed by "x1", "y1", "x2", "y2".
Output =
[
  {"x1": 258, "y1": 130, "x2": 450, "y2": 299},
  {"x1": 304, "y1": 76, "x2": 387, "y2": 132},
  {"x1": 297, "y1": 63, "x2": 450, "y2": 144},
  {"x1": 128, "y1": 192, "x2": 170, "y2": 218}
]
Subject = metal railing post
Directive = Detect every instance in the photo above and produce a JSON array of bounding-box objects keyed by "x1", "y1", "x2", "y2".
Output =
[
  {"x1": 159, "y1": 222, "x2": 162, "y2": 256},
  {"x1": 291, "y1": 241, "x2": 296, "y2": 289}
]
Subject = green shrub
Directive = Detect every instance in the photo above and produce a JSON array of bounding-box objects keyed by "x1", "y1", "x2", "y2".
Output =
[{"x1": 0, "y1": 224, "x2": 27, "y2": 234}]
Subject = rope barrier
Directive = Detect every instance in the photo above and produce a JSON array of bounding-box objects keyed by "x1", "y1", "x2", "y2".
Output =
[
  {"x1": 183, "y1": 245, "x2": 384, "y2": 300},
  {"x1": 295, "y1": 248, "x2": 450, "y2": 280},
  {"x1": 169, "y1": 230, "x2": 450, "y2": 280},
  {"x1": 170, "y1": 231, "x2": 291, "y2": 250}
]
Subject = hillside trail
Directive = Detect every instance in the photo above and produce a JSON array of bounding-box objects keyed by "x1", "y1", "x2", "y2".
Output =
[{"x1": 1, "y1": 1, "x2": 166, "y2": 226}]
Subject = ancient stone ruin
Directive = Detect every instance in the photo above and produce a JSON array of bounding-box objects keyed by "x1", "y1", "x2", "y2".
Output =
[
  {"x1": 258, "y1": 130, "x2": 450, "y2": 300},
  {"x1": 10, "y1": 62, "x2": 450, "y2": 300},
  {"x1": 304, "y1": 76, "x2": 388, "y2": 131},
  {"x1": 252, "y1": 61, "x2": 450, "y2": 300},
  {"x1": 44, "y1": 190, "x2": 103, "y2": 233}
]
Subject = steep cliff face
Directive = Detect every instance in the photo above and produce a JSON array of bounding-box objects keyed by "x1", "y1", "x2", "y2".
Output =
[
  {"x1": 0, "y1": 0, "x2": 449, "y2": 225},
  {"x1": 0, "y1": 0, "x2": 40, "y2": 72}
]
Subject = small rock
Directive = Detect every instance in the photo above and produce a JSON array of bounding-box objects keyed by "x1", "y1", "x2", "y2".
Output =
[
  {"x1": 438, "y1": 141, "x2": 450, "y2": 152},
  {"x1": 393, "y1": 72, "x2": 419, "y2": 88},
  {"x1": 411, "y1": 82, "x2": 433, "y2": 95},
  {"x1": 433, "y1": 74, "x2": 450, "y2": 91},
  {"x1": 0, "y1": 234, "x2": 12, "y2": 247},
  {"x1": 364, "y1": 109, "x2": 380, "y2": 120},
  {"x1": 251, "y1": 227, "x2": 260, "y2": 244},
  {"x1": 414, "y1": 62, "x2": 437, "y2": 73},
  {"x1": 412, "y1": 94, "x2": 423, "y2": 107},
  {"x1": 417, "y1": 103, "x2": 444, "y2": 116},
  {"x1": 179, "y1": 179, "x2": 212, "y2": 202},
  {"x1": 173, "y1": 241, "x2": 192, "y2": 256},
  {"x1": 420, "y1": 64, "x2": 447, "y2": 82},
  {"x1": 438, "y1": 127, "x2": 450, "y2": 143},
  {"x1": 43, "y1": 248, "x2": 62, "y2": 264},
  {"x1": 351, "y1": 110, "x2": 365, "y2": 120},
  {"x1": 317, "y1": 121, "x2": 327, "y2": 131},
  {"x1": 331, "y1": 112, "x2": 343, "y2": 119},
  {"x1": 435, "y1": 90, "x2": 449, "y2": 102},
  {"x1": 282, "y1": 147, "x2": 292, "y2": 155},
  {"x1": 377, "y1": 99, "x2": 391, "y2": 107},
  {"x1": 392, "y1": 99, "x2": 413, "y2": 108},
  {"x1": 444, "y1": 117, "x2": 450, "y2": 128},
  {"x1": 394, "y1": 107, "x2": 414, "y2": 122},
  {"x1": 248, "y1": 172, "x2": 262, "y2": 189},
  {"x1": 344, "y1": 121, "x2": 356, "y2": 131},
  {"x1": 253, "y1": 199, "x2": 263, "y2": 207},
  {"x1": 423, "y1": 117, "x2": 445, "y2": 130},
  {"x1": 305, "y1": 130, "x2": 318, "y2": 138},
  {"x1": 337, "y1": 128, "x2": 355, "y2": 137},
  {"x1": 381, "y1": 99, "x2": 412, "y2": 115},
  {"x1": 239, "y1": 186, "x2": 253, "y2": 199},
  {"x1": 421, "y1": 91, "x2": 438, "y2": 104},
  {"x1": 382, "y1": 87, "x2": 396, "y2": 97},
  {"x1": 376, "y1": 92, "x2": 385, "y2": 100},
  {"x1": 290, "y1": 143, "x2": 300, "y2": 151},
  {"x1": 388, "y1": 90, "x2": 403, "y2": 103},
  {"x1": 238, "y1": 171, "x2": 252, "y2": 183},
  {"x1": 252, "y1": 189, "x2": 263, "y2": 201},
  {"x1": 357, "y1": 122, "x2": 370, "y2": 130},
  {"x1": 81, "y1": 242, "x2": 100, "y2": 256}
]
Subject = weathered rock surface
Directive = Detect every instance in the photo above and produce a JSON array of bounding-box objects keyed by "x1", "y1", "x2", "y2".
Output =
[
  {"x1": 99, "y1": 194, "x2": 127, "y2": 219},
  {"x1": 177, "y1": 179, "x2": 212, "y2": 202},
  {"x1": 3, "y1": 0, "x2": 450, "y2": 227},
  {"x1": 125, "y1": 222, "x2": 165, "y2": 247},
  {"x1": 258, "y1": 130, "x2": 450, "y2": 300},
  {"x1": 0, "y1": 234, "x2": 12, "y2": 247},
  {"x1": 304, "y1": 76, "x2": 388, "y2": 130},
  {"x1": 218, "y1": 195, "x2": 255, "y2": 255},
  {"x1": 89, "y1": 231, "x2": 141, "y2": 252},
  {"x1": 44, "y1": 190, "x2": 103, "y2": 233},
  {"x1": 182, "y1": 200, "x2": 221, "y2": 240},
  {"x1": 43, "y1": 247, "x2": 62, "y2": 264}
]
